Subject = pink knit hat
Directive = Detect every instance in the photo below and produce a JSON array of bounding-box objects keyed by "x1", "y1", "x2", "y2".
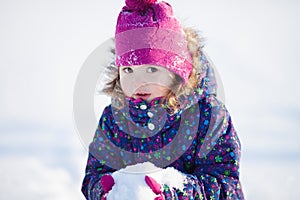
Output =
[{"x1": 115, "y1": 0, "x2": 193, "y2": 84}]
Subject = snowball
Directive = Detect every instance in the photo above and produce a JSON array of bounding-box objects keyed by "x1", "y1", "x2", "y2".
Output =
[{"x1": 107, "y1": 162, "x2": 187, "y2": 200}]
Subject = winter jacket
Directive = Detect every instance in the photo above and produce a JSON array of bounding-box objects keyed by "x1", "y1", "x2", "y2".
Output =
[{"x1": 81, "y1": 52, "x2": 244, "y2": 200}]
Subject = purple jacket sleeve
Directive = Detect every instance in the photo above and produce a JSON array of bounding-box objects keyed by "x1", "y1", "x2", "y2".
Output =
[
  {"x1": 194, "y1": 96, "x2": 244, "y2": 200},
  {"x1": 81, "y1": 152, "x2": 116, "y2": 200},
  {"x1": 193, "y1": 96, "x2": 244, "y2": 199},
  {"x1": 163, "y1": 96, "x2": 244, "y2": 199},
  {"x1": 81, "y1": 109, "x2": 117, "y2": 200}
]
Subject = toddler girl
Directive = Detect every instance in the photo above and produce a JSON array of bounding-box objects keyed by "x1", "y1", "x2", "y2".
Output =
[{"x1": 82, "y1": 0, "x2": 244, "y2": 199}]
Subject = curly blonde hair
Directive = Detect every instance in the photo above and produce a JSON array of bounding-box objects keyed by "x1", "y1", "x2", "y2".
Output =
[{"x1": 101, "y1": 27, "x2": 205, "y2": 114}]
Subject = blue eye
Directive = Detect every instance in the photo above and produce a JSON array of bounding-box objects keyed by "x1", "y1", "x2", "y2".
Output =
[
  {"x1": 147, "y1": 67, "x2": 158, "y2": 73},
  {"x1": 123, "y1": 67, "x2": 133, "y2": 73}
]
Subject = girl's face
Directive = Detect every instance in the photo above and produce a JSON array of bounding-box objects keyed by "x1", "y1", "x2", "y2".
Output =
[{"x1": 119, "y1": 65, "x2": 175, "y2": 102}]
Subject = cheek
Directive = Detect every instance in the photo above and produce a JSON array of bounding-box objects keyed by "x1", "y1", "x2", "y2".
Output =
[
  {"x1": 154, "y1": 86, "x2": 171, "y2": 95},
  {"x1": 163, "y1": 87, "x2": 171, "y2": 95},
  {"x1": 154, "y1": 73, "x2": 175, "y2": 88},
  {"x1": 120, "y1": 77, "x2": 134, "y2": 96}
]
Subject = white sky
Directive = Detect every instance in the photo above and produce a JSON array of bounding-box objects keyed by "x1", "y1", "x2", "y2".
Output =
[{"x1": 1, "y1": 0, "x2": 300, "y2": 199}]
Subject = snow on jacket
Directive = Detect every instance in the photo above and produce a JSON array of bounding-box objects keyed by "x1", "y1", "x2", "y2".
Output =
[{"x1": 81, "y1": 52, "x2": 244, "y2": 200}]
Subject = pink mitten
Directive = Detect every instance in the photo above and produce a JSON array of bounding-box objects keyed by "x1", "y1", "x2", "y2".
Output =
[
  {"x1": 100, "y1": 174, "x2": 115, "y2": 200},
  {"x1": 145, "y1": 175, "x2": 164, "y2": 200}
]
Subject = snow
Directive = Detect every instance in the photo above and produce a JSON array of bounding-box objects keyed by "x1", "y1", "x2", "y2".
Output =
[
  {"x1": 0, "y1": 156, "x2": 82, "y2": 200},
  {"x1": 107, "y1": 162, "x2": 187, "y2": 200},
  {"x1": 1, "y1": 0, "x2": 299, "y2": 199}
]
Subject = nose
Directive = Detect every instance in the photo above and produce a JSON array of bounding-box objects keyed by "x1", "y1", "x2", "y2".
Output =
[
  {"x1": 132, "y1": 79, "x2": 148, "y2": 93},
  {"x1": 131, "y1": 69, "x2": 148, "y2": 89}
]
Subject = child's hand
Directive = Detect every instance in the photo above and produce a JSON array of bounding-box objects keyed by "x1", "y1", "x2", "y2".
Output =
[
  {"x1": 145, "y1": 175, "x2": 164, "y2": 200},
  {"x1": 100, "y1": 174, "x2": 115, "y2": 200}
]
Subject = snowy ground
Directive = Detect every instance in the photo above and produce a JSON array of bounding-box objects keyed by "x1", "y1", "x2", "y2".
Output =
[{"x1": 1, "y1": 0, "x2": 299, "y2": 199}]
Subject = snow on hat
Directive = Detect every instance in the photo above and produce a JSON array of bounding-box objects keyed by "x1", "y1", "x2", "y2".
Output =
[{"x1": 115, "y1": 0, "x2": 193, "y2": 84}]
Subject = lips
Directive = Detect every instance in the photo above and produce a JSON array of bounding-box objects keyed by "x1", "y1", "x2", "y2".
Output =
[{"x1": 134, "y1": 93, "x2": 151, "y2": 100}]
